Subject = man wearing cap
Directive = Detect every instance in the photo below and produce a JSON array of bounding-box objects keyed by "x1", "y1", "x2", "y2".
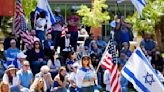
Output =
[
  {"x1": 5, "y1": 39, "x2": 20, "y2": 65},
  {"x1": 67, "y1": 9, "x2": 79, "y2": 51},
  {"x1": 52, "y1": 7, "x2": 65, "y2": 47},
  {"x1": 12, "y1": 52, "x2": 27, "y2": 70}
]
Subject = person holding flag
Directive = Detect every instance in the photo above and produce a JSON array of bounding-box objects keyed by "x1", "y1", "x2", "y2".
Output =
[
  {"x1": 35, "y1": 11, "x2": 47, "y2": 43},
  {"x1": 35, "y1": 0, "x2": 56, "y2": 44},
  {"x1": 35, "y1": 0, "x2": 56, "y2": 31},
  {"x1": 96, "y1": 36, "x2": 122, "y2": 92}
]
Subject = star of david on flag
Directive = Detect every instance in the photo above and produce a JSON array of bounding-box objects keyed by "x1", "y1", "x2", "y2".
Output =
[
  {"x1": 121, "y1": 47, "x2": 164, "y2": 92},
  {"x1": 143, "y1": 72, "x2": 155, "y2": 85}
]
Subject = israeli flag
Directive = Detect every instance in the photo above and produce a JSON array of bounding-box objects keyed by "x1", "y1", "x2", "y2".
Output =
[
  {"x1": 36, "y1": 0, "x2": 56, "y2": 31},
  {"x1": 131, "y1": 0, "x2": 146, "y2": 17},
  {"x1": 121, "y1": 48, "x2": 164, "y2": 92}
]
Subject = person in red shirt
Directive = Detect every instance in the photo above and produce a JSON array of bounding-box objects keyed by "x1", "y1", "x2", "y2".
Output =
[{"x1": 67, "y1": 9, "x2": 79, "y2": 51}]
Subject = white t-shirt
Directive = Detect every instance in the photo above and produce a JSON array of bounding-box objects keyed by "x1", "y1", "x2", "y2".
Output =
[
  {"x1": 76, "y1": 67, "x2": 96, "y2": 88},
  {"x1": 36, "y1": 18, "x2": 46, "y2": 31},
  {"x1": 3, "y1": 73, "x2": 19, "y2": 87},
  {"x1": 63, "y1": 37, "x2": 71, "y2": 51},
  {"x1": 68, "y1": 72, "x2": 77, "y2": 87},
  {"x1": 103, "y1": 70, "x2": 111, "y2": 91}
]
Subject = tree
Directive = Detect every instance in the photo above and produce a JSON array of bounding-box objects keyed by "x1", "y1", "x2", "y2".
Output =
[
  {"x1": 127, "y1": 0, "x2": 164, "y2": 52},
  {"x1": 77, "y1": 0, "x2": 110, "y2": 28},
  {"x1": 22, "y1": 0, "x2": 38, "y2": 22}
]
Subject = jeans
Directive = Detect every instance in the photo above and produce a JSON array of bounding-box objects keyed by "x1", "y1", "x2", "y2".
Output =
[
  {"x1": 56, "y1": 88, "x2": 67, "y2": 92},
  {"x1": 36, "y1": 30, "x2": 45, "y2": 43},
  {"x1": 10, "y1": 85, "x2": 21, "y2": 92},
  {"x1": 31, "y1": 60, "x2": 47, "y2": 75},
  {"x1": 52, "y1": 31, "x2": 61, "y2": 47},
  {"x1": 70, "y1": 31, "x2": 78, "y2": 51},
  {"x1": 80, "y1": 86, "x2": 94, "y2": 92},
  {"x1": 69, "y1": 87, "x2": 76, "y2": 92}
]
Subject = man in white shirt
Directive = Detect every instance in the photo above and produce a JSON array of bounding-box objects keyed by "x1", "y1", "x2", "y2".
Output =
[
  {"x1": 31, "y1": 29, "x2": 40, "y2": 42},
  {"x1": 35, "y1": 11, "x2": 47, "y2": 43}
]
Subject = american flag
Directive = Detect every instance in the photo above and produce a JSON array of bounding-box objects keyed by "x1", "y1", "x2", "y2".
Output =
[
  {"x1": 61, "y1": 26, "x2": 68, "y2": 37},
  {"x1": 101, "y1": 37, "x2": 122, "y2": 92},
  {"x1": 14, "y1": 0, "x2": 34, "y2": 47}
]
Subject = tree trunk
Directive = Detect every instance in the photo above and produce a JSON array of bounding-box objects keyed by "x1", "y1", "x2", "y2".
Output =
[{"x1": 156, "y1": 16, "x2": 164, "y2": 52}]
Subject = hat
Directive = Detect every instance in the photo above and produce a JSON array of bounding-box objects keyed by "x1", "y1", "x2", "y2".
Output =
[
  {"x1": 55, "y1": 7, "x2": 61, "y2": 12},
  {"x1": 121, "y1": 16, "x2": 125, "y2": 20},
  {"x1": 82, "y1": 55, "x2": 90, "y2": 60},
  {"x1": 73, "y1": 62, "x2": 79, "y2": 68},
  {"x1": 5, "y1": 65, "x2": 18, "y2": 73},
  {"x1": 71, "y1": 8, "x2": 76, "y2": 13},
  {"x1": 17, "y1": 52, "x2": 27, "y2": 58},
  {"x1": 10, "y1": 39, "x2": 16, "y2": 43},
  {"x1": 110, "y1": 21, "x2": 116, "y2": 28}
]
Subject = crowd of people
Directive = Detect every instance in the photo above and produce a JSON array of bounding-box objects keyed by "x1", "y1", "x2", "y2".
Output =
[{"x1": 0, "y1": 7, "x2": 163, "y2": 92}]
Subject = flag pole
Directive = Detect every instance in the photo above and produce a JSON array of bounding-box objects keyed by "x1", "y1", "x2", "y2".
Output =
[{"x1": 96, "y1": 38, "x2": 111, "y2": 73}]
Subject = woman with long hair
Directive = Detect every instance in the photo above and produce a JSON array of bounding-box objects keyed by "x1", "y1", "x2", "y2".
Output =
[
  {"x1": 66, "y1": 51, "x2": 77, "y2": 73},
  {"x1": 76, "y1": 55, "x2": 97, "y2": 92},
  {"x1": 30, "y1": 78, "x2": 47, "y2": 92},
  {"x1": 2, "y1": 65, "x2": 20, "y2": 92},
  {"x1": 27, "y1": 41, "x2": 47, "y2": 75},
  {"x1": 0, "y1": 81, "x2": 10, "y2": 92},
  {"x1": 47, "y1": 53, "x2": 61, "y2": 79},
  {"x1": 53, "y1": 67, "x2": 68, "y2": 92}
]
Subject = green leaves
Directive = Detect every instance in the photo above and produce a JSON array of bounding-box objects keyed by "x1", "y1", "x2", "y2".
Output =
[
  {"x1": 77, "y1": 0, "x2": 110, "y2": 27},
  {"x1": 22, "y1": 0, "x2": 38, "y2": 22},
  {"x1": 127, "y1": 0, "x2": 164, "y2": 34}
]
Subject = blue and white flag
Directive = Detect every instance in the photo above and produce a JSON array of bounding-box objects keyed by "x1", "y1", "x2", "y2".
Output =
[
  {"x1": 131, "y1": 0, "x2": 146, "y2": 17},
  {"x1": 36, "y1": 0, "x2": 56, "y2": 31},
  {"x1": 121, "y1": 48, "x2": 164, "y2": 92}
]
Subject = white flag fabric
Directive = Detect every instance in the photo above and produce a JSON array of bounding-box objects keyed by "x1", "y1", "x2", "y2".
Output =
[
  {"x1": 131, "y1": 0, "x2": 146, "y2": 17},
  {"x1": 121, "y1": 48, "x2": 164, "y2": 92},
  {"x1": 117, "y1": 0, "x2": 125, "y2": 4},
  {"x1": 36, "y1": 0, "x2": 56, "y2": 31}
]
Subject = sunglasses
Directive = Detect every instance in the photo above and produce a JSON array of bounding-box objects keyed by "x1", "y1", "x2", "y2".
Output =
[
  {"x1": 23, "y1": 65, "x2": 29, "y2": 67},
  {"x1": 74, "y1": 66, "x2": 78, "y2": 69}
]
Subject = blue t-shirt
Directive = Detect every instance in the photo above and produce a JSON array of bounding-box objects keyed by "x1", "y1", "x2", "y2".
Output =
[
  {"x1": 120, "y1": 49, "x2": 132, "y2": 57},
  {"x1": 66, "y1": 59, "x2": 75, "y2": 67},
  {"x1": 17, "y1": 70, "x2": 33, "y2": 88},
  {"x1": 5, "y1": 47, "x2": 20, "y2": 61},
  {"x1": 117, "y1": 58, "x2": 127, "y2": 66},
  {"x1": 140, "y1": 39, "x2": 156, "y2": 51},
  {"x1": 120, "y1": 31, "x2": 130, "y2": 42},
  {"x1": 120, "y1": 24, "x2": 131, "y2": 42}
]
